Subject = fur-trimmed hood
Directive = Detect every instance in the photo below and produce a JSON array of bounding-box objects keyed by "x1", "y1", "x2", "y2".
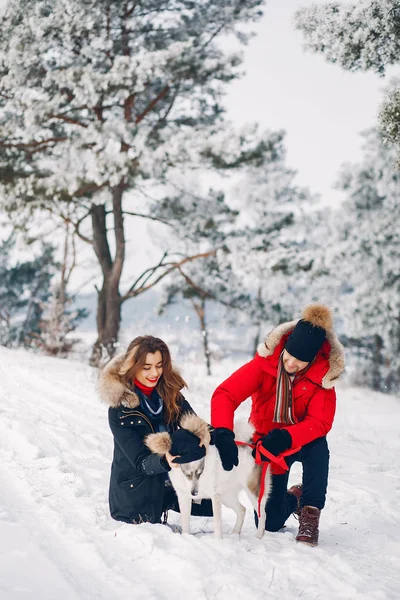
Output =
[
  {"x1": 97, "y1": 353, "x2": 186, "y2": 408},
  {"x1": 256, "y1": 304, "x2": 345, "y2": 389},
  {"x1": 97, "y1": 353, "x2": 141, "y2": 409},
  {"x1": 145, "y1": 413, "x2": 211, "y2": 456}
]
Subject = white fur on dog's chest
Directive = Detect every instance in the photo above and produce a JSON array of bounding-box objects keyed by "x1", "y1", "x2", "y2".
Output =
[
  {"x1": 169, "y1": 445, "x2": 245, "y2": 499},
  {"x1": 191, "y1": 446, "x2": 229, "y2": 498}
]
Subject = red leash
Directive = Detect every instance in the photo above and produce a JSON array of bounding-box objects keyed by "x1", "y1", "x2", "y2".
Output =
[{"x1": 236, "y1": 440, "x2": 300, "y2": 517}]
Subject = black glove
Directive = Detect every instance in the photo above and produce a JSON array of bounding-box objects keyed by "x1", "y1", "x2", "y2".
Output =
[
  {"x1": 210, "y1": 427, "x2": 239, "y2": 471},
  {"x1": 255, "y1": 429, "x2": 292, "y2": 461}
]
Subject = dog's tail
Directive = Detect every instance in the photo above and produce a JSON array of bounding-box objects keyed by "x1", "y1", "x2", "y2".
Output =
[{"x1": 234, "y1": 420, "x2": 255, "y2": 444}]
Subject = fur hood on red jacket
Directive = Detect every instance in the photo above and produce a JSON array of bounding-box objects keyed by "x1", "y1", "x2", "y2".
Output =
[
  {"x1": 211, "y1": 305, "x2": 345, "y2": 449},
  {"x1": 256, "y1": 308, "x2": 345, "y2": 389}
]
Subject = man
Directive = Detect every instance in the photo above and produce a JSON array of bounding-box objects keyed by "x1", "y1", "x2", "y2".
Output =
[{"x1": 210, "y1": 304, "x2": 345, "y2": 545}]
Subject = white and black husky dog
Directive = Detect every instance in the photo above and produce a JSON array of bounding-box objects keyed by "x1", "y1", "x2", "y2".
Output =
[{"x1": 146, "y1": 413, "x2": 271, "y2": 539}]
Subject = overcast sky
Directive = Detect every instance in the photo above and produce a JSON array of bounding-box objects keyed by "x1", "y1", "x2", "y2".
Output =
[{"x1": 224, "y1": 0, "x2": 385, "y2": 205}]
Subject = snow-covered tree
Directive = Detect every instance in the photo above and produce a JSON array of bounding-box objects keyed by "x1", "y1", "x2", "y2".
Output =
[
  {"x1": 0, "y1": 0, "x2": 272, "y2": 365},
  {"x1": 295, "y1": 1, "x2": 400, "y2": 75},
  {"x1": 327, "y1": 130, "x2": 400, "y2": 391},
  {"x1": 227, "y1": 130, "x2": 316, "y2": 353},
  {"x1": 0, "y1": 237, "x2": 57, "y2": 347},
  {"x1": 295, "y1": 0, "x2": 400, "y2": 154},
  {"x1": 154, "y1": 182, "x2": 249, "y2": 374},
  {"x1": 35, "y1": 284, "x2": 88, "y2": 357},
  {"x1": 155, "y1": 130, "x2": 315, "y2": 367},
  {"x1": 33, "y1": 220, "x2": 88, "y2": 357},
  {"x1": 287, "y1": 128, "x2": 400, "y2": 391}
]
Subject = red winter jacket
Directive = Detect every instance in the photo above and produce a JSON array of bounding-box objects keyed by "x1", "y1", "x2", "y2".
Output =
[{"x1": 211, "y1": 320, "x2": 345, "y2": 450}]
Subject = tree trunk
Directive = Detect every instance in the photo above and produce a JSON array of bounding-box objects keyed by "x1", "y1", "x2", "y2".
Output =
[
  {"x1": 192, "y1": 298, "x2": 212, "y2": 376},
  {"x1": 90, "y1": 182, "x2": 125, "y2": 366},
  {"x1": 371, "y1": 333, "x2": 384, "y2": 392},
  {"x1": 91, "y1": 282, "x2": 122, "y2": 366}
]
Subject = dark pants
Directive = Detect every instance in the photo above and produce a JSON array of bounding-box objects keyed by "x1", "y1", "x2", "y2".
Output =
[{"x1": 262, "y1": 436, "x2": 330, "y2": 532}]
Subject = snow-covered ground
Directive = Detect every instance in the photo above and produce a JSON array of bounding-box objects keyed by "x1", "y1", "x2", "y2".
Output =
[{"x1": 0, "y1": 346, "x2": 399, "y2": 600}]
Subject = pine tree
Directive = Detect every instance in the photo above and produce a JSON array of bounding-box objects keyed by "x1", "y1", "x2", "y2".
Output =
[
  {"x1": 0, "y1": 0, "x2": 271, "y2": 364},
  {"x1": 226, "y1": 130, "x2": 316, "y2": 353},
  {"x1": 288, "y1": 128, "x2": 400, "y2": 391},
  {"x1": 33, "y1": 220, "x2": 88, "y2": 357},
  {"x1": 295, "y1": 0, "x2": 400, "y2": 154},
  {"x1": 328, "y1": 129, "x2": 400, "y2": 391},
  {"x1": 0, "y1": 237, "x2": 57, "y2": 347},
  {"x1": 35, "y1": 284, "x2": 88, "y2": 356}
]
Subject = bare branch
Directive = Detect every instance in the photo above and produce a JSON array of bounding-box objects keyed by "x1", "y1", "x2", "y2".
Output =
[
  {"x1": 135, "y1": 84, "x2": 170, "y2": 124},
  {"x1": 67, "y1": 210, "x2": 94, "y2": 246},
  {"x1": 122, "y1": 211, "x2": 173, "y2": 227},
  {"x1": 74, "y1": 181, "x2": 108, "y2": 198},
  {"x1": 126, "y1": 250, "x2": 169, "y2": 294},
  {"x1": 151, "y1": 84, "x2": 180, "y2": 132},
  {"x1": 73, "y1": 227, "x2": 93, "y2": 246},
  {"x1": 65, "y1": 223, "x2": 77, "y2": 285},
  {"x1": 125, "y1": 2, "x2": 138, "y2": 18},
  {"x1": 53, "y1": 206, "x2": 93, "y2": 246},
  {"x1": 93, "y1": 99, "x2": 104, "y2": 122},
  {"x1": 202, "y1": 23, "x2": 226, "y2": 52},
  {"x1": 47, "y1": 113, "x2": 88, "y2": 128},
  {"x1": 176, "y1": 267, "x2": 211, "y2": 300},
  {"x1": 121, "y1": 250, "x2": 217, "y2": 302},
  {"x1": 177, "y1": 266, "x2": 242, "y2": 310},
  {"x1": 124, "y1": 93, "x2": 136, "y2": 122},
  {"x1": 0, "y1": 137, "x2": 67, "y2": 150}
]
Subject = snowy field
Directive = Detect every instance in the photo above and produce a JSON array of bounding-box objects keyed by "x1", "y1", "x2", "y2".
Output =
[{"x1": 0, "y1": 346, "x2": 399, "y2": 600}]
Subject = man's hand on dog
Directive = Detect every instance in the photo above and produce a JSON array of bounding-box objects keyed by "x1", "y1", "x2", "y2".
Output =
[
  {"x1": 211, "y1": 427, "x2": 239, "y2": 471},
  {"x1": 255, "y1": 429, "x2": 292, "y2": 460}
]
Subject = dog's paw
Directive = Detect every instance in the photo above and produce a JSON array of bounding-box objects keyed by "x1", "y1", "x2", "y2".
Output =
[
  {"x1": 164, "y1": 523, "x2": 182, "y2": 534},
  {"x1": 256, "y1": 528, "x2": 265, "y2": 539},
  {"x1": 231, "y1": 527, "x2": 242, "y2": 535}
]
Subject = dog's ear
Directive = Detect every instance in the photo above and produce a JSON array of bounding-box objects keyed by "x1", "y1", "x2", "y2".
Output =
[
  {"x1": 145, "y1": 432, "x2": 172, "y2": 455},
  {"x1": 179, "y1": 413, "x2": 211, "y2": 448}
]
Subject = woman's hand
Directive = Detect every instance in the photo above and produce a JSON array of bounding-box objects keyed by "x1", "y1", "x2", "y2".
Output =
[{"x1": 165, "y1": 451, "x2": 180, "y2": 469}]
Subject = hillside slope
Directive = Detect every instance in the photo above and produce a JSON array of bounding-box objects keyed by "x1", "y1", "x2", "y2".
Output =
[{"x1": 0, "y1": 347, "x2": 399, "y2": 600}]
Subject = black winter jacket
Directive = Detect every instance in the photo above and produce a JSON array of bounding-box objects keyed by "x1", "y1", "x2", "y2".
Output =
[
  {"x1": 108, "y1": 396, "x2": 193, "y2": 523},
  {"x1": 98, "y1": 353, "x2": 193, "y2": 524}
]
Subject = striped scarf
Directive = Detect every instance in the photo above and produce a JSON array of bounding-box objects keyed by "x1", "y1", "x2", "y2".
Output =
[{"x1": 273, "y1": 352, "x2": 298, "y2": 425}]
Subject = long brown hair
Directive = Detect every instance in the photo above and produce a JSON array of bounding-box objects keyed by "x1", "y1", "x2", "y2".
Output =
[{"x1": 118, "y1": 335, "x2": 187, "y2": 423}]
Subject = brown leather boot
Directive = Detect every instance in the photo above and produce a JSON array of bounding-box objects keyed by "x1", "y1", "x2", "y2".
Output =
[
  {"x1": 296, "y1": 506, "x2": 320, "y2": 546},
  {"x1": 287, "y1": 483, "x2": 302, "y2": 516}
]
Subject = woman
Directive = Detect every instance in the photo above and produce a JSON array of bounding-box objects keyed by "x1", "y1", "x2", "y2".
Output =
[{"x1": 98, "y1": 335, "x2": 212, "y2": 524}]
